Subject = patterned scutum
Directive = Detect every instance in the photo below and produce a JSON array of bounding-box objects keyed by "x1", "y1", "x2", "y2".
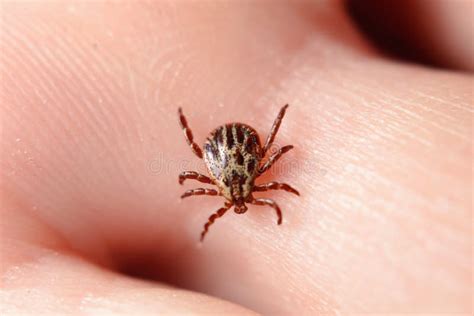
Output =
[{"x1": 204, "y1": 123, "x2": 262, "y2": 202}]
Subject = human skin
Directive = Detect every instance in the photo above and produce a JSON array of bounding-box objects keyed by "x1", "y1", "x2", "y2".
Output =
[{"x1": 0, "y1": 1, "x2": 472, "y2": 315}]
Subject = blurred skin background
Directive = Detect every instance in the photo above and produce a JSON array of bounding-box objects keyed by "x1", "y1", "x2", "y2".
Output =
[{"x1": 0, "y1": 0, "x2": 472, "y2": 315}]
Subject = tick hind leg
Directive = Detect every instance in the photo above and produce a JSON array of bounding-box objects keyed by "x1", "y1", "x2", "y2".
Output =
[
  {"x1": 249, "y1": 197, "x2": 282, "y2": 225},
  {"x1": 178, "y1": 107, "x2": 203, "y2": 158},
  {"x1": 179, "y1": 171, "x2": 212, "y2": 185},
  {"x1": 201, "y1": 202, "x2": 233, "y2": 241},
  {"x1": 262, "y1": 104, "x2": 289, "y2": 155},
  {"x1": 253, "y1": 181, "x2": 299, "y2": 195}
]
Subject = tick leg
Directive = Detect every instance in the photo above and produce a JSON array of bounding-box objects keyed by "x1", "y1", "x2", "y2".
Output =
[
  {"x1": 253, "y1": 182, "x2": 299, "y2": 196},
  {"x1": 262, "y1": 104, "x2": 289, "y2": 155},
  {"x1": 249, "y1": 197, "x2": 282, "y2": 225},
  {"x1": 179, "y1": 171, "x2": 213, "y2": 185},
  {"x1": 178, "y1": 107, "x2": 203, "y2": 159},
  {"x1": 181, "y1": 188, "x2": 220, "y2": 199},
  {"x1": 201, "y1": 203, "x2": 233, "y2": 241},
  {"x1": 258, "y1": 145, "x2": 293, "y2": 175}
]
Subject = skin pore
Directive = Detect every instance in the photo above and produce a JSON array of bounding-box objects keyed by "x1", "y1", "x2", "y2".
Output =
[{"x1": 1, "y1": 1, "x2": 471, "y2": 314}]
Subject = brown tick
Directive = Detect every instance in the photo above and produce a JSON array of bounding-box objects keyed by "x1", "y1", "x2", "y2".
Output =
[{"x1": 178, "y1": 104, "x2": 299, "y2": 241}]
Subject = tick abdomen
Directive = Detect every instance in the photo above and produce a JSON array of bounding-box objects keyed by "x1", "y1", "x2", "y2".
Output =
[{"x1": 203, "y1": 123, "x2": 262, "y2": 201}]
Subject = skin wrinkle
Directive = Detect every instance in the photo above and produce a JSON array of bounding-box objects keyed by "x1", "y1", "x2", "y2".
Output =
[
  {"x1": 2, "y1": 47, "x2": 121, "y2": 230},
  {"x1": 39, "y1": 26, "x2": 131, "y2": 146},
  {"x1": 2, "y1": 36, "x2": 126, "y2": 262},
  {"x1": 0, "y1": 75, "x2": 79, "y2": 202},
  {"x1": 304, "y1": 58, "x2": 470, "y2": 174},
  {"x1": 16, "y1": 3, "x2": 174, "y2": 189},
  {"x1": 253, "y1": 41, "x2": 470, "y2": 311},
  {"x1": 413, "y1": 88, "x2": 473, "y2": 112},
  {"x1": 354, "y1": 60, "x2": 473, "y2": 111},
  {"x1": 4, "y1": 21, "x2": 116, "y2": 151},
  {"x1": 332, "y1": 75, "x2": 468, "y2": 205},
  {"x1": 1, "y1": 19, "x2": 118, "y2": 187},
  {"x1": 348, "y1": 72, "x2": 463, "y2": 124},
  {"x1": 5, "y1": 6, "x2": 174, "y2": 212},
  {"x1": 336, "y1": 59, "x2": 471, "y2": 129}
]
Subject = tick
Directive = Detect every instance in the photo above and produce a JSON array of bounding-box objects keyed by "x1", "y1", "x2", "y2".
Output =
[{"x1": 178, "y1": 104, "x2": 299, "y2": 241}]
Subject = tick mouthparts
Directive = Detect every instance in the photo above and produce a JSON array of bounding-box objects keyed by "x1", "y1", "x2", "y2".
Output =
[{"x1": 234, "y1": 204, "x2": 248, "y2": 214}]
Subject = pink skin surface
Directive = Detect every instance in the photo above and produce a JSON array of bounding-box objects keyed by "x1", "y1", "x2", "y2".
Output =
[{"x1": 1, "y1": 1, "x2": 472, "y2": 315}]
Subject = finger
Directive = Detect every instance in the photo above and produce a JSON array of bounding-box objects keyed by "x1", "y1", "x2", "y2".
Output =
[
  {"x1": 0, "y1": 239, "x2": 256, "y2": 315},
  {"x1": 1, "y1": 1, "x2": 471, "y2": 315}
]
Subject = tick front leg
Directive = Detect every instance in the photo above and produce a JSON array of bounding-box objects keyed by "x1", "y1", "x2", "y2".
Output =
[
  {"x1": 181, "y1": 188, "x2": 220, "y2": 199},
  {"x1": 253, "y1": 182, "x2": 300, "y2": 196},
  {"x1": 179, "y1": 171, "x2": 213, "y2": 185},
  {"x1": 178, "y1": 107, "x2": 203, "y2": 159},
  {"x1": 201, "y1": 202, "x2": 233, "y2": 241},
  {"x1": 249, "y1": 197, "x2": 282, "y2": 225},
  {"x1": 258, "y1": 145, "x2": 293, "y2": 175},
  {"x1": 262, "y1": 104, "x2": 289, "y2": 155}
]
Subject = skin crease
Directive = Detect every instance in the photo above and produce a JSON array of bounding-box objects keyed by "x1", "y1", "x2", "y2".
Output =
[
  {"x1": 0, "y1": 1, "x2": 472, "y2": 315},
  {"x1": 348, "y1": 0, "x2": 474, "y2": 71}
]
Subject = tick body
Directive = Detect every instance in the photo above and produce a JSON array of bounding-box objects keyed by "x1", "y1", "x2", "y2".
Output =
[{"x1": 178, "y1": 104, "x2": 299, "y2": 241}]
